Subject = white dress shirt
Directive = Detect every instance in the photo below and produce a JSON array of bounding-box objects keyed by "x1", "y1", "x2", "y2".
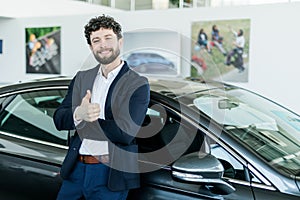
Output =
[{"x1": 77, "y1": 61, "x2": 124, "y2": 155}]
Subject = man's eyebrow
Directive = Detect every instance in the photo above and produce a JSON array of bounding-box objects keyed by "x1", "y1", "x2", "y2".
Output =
[
  {"x1": 104, "y1": 33, "x2": 113, "y2": 37},
  {"x1": 91, "y1": 34, "x2": 114, "y2": 40}
]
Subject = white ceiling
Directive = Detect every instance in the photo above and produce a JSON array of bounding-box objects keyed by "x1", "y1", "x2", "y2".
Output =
[{"x1": 0, "y1": 0, "x2": 122, "y2": 18}]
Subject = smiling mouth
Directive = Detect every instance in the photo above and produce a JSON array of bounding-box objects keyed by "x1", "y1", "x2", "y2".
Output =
[{"x1": 100, "y1": 49, "x2": 112, "y2": 55}]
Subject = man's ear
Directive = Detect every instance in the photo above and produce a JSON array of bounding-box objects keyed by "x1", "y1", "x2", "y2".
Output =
[{"x1": 119, "y1": 37, "x2": 123, "y2": 48}]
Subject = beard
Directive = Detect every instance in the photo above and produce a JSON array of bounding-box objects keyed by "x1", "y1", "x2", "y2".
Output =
[{"x1": 93, "y1": 47, "x2": 120, "y2": 65}]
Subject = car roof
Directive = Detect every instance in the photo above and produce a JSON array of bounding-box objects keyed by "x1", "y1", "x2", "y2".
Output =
[
  {"x1": 0, "y1": 76, "x2": 71, "y2": 94},
  {"x1": 0, "y1": 76, "x2": 226, "y2": 99},
  {"x1": 148, "y1": 77, "x2": 222, "y2": 97}
]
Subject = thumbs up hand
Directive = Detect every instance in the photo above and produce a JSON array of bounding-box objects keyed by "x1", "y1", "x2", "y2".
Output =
[{"x1": 75, "y1": 90, "x2": 100, "y2": 122}]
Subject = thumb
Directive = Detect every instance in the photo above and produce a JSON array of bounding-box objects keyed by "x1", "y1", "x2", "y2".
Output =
[{"x1": 82, "y1": 90, "x2": 92, "y2": 103}]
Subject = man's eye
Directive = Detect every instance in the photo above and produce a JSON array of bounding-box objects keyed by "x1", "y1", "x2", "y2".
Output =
[{"x1": 92, "y1": 39, "x2": 100, "y2": 44}]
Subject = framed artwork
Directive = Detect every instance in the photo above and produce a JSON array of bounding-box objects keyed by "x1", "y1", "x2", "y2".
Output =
[
  {"x1": 25, "y1": 26, "x2": 61, "y2": 74},
  {"x1": 191, "y1": 19, "x2": 250, "y2": 82},
  {"x1": 123, "y1": 30, "x2": 180, "y2": 76}
]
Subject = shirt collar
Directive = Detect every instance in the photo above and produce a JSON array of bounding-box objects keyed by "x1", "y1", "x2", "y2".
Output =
[{"x1": 98, "y1": 60, "x2": 124, "y2": 80}]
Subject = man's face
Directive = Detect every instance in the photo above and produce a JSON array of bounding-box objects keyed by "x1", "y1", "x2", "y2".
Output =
[{"x1": 89, "y1": 28, "x2": 122, "y2": 65}]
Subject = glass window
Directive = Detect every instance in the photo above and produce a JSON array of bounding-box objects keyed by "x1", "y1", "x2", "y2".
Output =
[
  {"x1": 141, "y1": 102, "x2": 266, "y2": 185},
  {"x1": 250, "y1": 171, "x2": 263, "y2": 184},
  {"x1": 115, "y1": 0, "x2": 131, "y2": 10},
  {"x1": 211, "y1": 143, "x2": 247, "y2": 181},
  {"x1": 0, "y1": 89, "x2": 68, "y2": 145},
  {"x1": 192, "y1": 88, "x2": 300, "y2": 176},
  {"x1": 184, "y1": 0, "x2": 193, "y2": 7},
  {"x1": 210, "y1": 0, "x2": 288, "y2": 7},
  {"x1": 135, "y1": 0, "x2": 152, "y2": 10},
  {"x1": 139, "y1": 105, "x2": 203, "y2": 165},
  {"x1": 76, "y1": 0, "x2": 293, "y2": 10},
  {"x1": 144, "y1": 102, "x2": 256, "y2": 183}
]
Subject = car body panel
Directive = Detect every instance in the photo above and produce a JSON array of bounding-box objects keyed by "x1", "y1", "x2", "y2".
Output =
[{"x1": 0, "y1": 153, "x2": 61, "y2": 199}]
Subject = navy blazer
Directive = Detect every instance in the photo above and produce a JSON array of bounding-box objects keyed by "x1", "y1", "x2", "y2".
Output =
[{"x1": 53, "y1": 62, "x2": 150, "y2": 191}]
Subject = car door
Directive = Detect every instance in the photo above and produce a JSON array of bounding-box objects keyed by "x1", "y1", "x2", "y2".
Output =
[
  {"x1": 129, "y1": 103, "x2": 256, "y2": 200},
  {"x1": 0, "y1": 88, "x2": 68, "y2": 199}
]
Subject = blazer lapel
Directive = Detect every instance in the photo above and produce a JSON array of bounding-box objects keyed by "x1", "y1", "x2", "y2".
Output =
[
  {"x1": 84, "y1": 65, "x2": 99, "y2": 91},
  {"x1": 104, "y1": 62, "x2": 130, "y2": 118}
]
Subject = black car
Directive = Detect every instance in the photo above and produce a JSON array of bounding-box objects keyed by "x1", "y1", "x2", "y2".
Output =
[{"x1": 0, "y1": 76, "x2": 300, "y2": 199}]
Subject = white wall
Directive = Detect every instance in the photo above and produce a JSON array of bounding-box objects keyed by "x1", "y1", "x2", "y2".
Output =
[
  {"x1": 0, "y1": 2, "x2": 300, "y2": 114},
  {"x1": 116, "y1": 3, "x2": 300, "y2": 114},
  {"x1": 0, "y1": 15, "x2": 90, "y2": 81}
]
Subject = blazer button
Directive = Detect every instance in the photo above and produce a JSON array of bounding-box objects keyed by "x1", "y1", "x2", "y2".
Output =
[{"x1": 73, "y1": 148, "x2": 76, "y2": 151}]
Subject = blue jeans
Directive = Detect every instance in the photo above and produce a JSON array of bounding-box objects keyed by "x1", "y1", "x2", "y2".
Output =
[{"x1": 57, "y1": 161, "x2": 128, "y2": 200}]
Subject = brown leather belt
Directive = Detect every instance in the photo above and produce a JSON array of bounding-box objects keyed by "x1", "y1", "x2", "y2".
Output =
[{"x1": 78, "y1": 155, "x2": 109, "y2": 164}]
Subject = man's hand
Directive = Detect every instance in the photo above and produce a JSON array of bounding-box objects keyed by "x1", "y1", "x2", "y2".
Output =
[{"x1": 75, "y1": 90, "x2": 100, "y2": 122}]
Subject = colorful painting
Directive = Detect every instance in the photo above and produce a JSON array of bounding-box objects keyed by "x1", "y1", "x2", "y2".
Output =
[
  {"x1": 25, "y1": 26, "x2": 61, "y2": 74},
  {"x1": 191, "y1": 19, "x2": 250, "y2": 82}
]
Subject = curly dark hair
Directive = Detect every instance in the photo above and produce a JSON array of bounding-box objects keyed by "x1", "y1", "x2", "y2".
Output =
[{"x1": 84, "y1": 14, "x2": 122, "y2": 45}]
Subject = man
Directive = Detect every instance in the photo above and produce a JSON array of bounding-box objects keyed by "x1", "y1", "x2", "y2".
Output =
[
  {"x1": 225, "y1": 28, "x2": 245, "y2": 72},
  {"x1": 53, "y1": 15, "x2": 150, "y2": 200}
]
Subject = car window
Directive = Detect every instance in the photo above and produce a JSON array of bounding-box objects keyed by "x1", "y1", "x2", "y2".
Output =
[
  {"x1": 211, "y1": 143, "x2": 247, "y2": 181},
  {"x1": 141, "y1": 105, "x2": 252, "y2": 182},
  {"x1": 140, "y1": 103, "x2": 276, "y2": 197},
  {"x1": 192, "y1": 88, "x2": 300, "y2": 176},
  {"x1": 138, "y1": 106, "x2": 203, "y2": 165},
  {"x1": 0, "y1": 89, "x2": 68, "y2": 145}
]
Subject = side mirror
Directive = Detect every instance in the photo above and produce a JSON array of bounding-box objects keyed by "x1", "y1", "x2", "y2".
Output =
[{"x1": 171, "y1": 152, "x2": 235, "y2": 195}]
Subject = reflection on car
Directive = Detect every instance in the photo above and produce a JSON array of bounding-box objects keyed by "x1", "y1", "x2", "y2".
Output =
[{"x1": 0, "y1": 76, "x2": 300, "y2": 199}]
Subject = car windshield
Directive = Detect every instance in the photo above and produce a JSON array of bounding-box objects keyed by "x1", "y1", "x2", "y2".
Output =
[{"x1": 191, "y1": 87, "x2": 300, "y2": 176}]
